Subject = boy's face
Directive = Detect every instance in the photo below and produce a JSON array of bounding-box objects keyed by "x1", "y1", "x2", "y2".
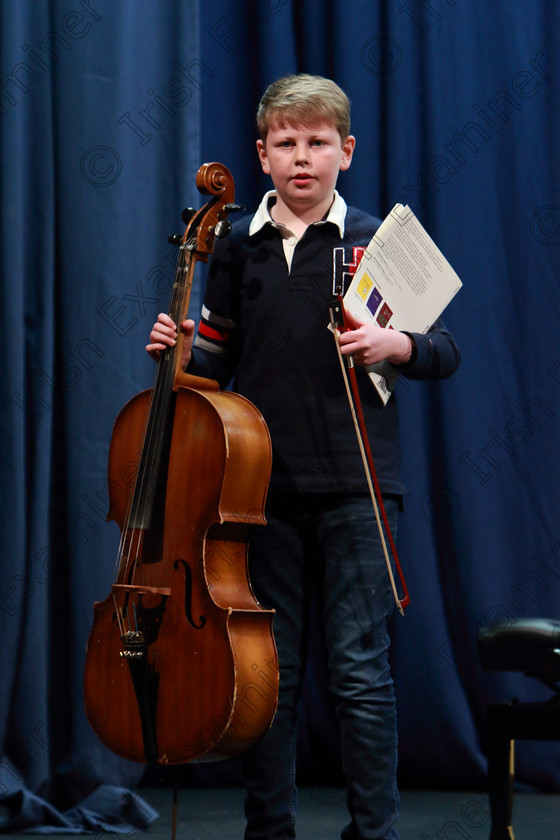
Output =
[{"x1": 256, "y1": 121, "x2": 355, "y2": 214}]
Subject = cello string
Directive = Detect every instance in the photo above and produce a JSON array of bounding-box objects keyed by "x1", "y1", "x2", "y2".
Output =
[
  {"x1": 116, "y1": 239, "x2": 194, "y2": 597},
  {"x1": 127, "y1": 196, "x2": 207, "y2": 552},
  {"x1": 111, "y1": 313, "x2": 173, "y2": 602},
  {"x1": 110, "y1": 197, "x2": 210, "y2": 630}
]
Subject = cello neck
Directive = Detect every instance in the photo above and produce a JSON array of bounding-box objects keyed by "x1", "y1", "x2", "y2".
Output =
[{"x1": 126, "y1": 164, "x2": 238, "y2": 532}]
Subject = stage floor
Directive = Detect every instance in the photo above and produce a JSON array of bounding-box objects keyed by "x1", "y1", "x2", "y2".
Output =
[
  {"x1": 59, "y1": 787, "x2": 560, "y2": 839},
  {"x1": 4, "y1": 787, "x2": 559, "y2": 838}
]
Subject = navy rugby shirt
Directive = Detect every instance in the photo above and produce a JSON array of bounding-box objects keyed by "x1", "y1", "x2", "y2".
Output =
[{"x1": 189, "y1": 191, "x2": 460, "y2": 496}]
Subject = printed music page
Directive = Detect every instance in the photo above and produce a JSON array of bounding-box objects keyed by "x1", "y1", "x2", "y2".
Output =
[{"x1": 343, "y1": 204, "x2": 463, "y2": 404}]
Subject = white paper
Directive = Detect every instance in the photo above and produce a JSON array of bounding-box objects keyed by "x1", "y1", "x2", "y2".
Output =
[{"x1": 343, "y1": 204, "x2": 462, "y2": 403}]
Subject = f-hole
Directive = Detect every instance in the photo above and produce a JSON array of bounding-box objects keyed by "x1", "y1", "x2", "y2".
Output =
[{"x1": 173, "y1": 558, "x2": 206, "y2": 629}]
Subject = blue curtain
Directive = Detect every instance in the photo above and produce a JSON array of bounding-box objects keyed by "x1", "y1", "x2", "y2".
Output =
[
  {"x1": 1, "y1": 0, "x2": 560, "y2": 831},
  {"x1": 0, "y1": 0, "x2": 201, "y2": 830}
]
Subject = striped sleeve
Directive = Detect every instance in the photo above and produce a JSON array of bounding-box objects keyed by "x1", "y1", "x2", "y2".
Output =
[
  {"x1": 194, "y1": 304, "x2": 236, "y2": 355},
  {"x1": 191, "y1": 226, "x2": 243, "y2": 379}
]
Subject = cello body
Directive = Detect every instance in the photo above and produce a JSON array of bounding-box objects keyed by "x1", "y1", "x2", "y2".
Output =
[{"x1": 83, "y1": 164, "x2": 278, "y2": 765}]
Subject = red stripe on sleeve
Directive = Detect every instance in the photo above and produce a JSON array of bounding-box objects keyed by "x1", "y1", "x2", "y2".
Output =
[{"x1": 198, "y1": 322, "x2": 228, "y2": 342}]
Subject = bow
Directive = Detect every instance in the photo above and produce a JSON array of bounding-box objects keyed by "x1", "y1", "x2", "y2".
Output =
[{"x1": 328, "y1": 295, "x2": 410, "y2": 616}]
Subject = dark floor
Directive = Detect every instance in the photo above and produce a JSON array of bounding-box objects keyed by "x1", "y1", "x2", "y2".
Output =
[
  {"x1": 148, "y1": 787, "x2": 559, "y2": 840},
  {"x1": 15, "y1": 786, "x2": 556, "y2": 840}
]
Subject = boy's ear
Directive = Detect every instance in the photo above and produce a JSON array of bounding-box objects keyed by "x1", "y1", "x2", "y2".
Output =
[
  {"x1": 256, "y1": 139, "x2": 271, "y2": 174},
  {"x1": 339, "y1": 135, "x2": 356, "y2": 171}
]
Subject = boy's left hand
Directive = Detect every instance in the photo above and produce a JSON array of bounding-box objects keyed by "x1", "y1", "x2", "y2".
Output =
[{"x1": 337, "y1": 309, "x2": 413, "y2": 367}]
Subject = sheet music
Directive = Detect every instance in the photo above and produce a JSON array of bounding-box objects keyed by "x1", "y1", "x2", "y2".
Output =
[{"x1": 343, "y1": 204, "x2": 463, "y2": 403}]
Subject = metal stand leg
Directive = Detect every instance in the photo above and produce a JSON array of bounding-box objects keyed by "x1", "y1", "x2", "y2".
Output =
[{"x1": 487, "y1": 703, "x2": 515, "y2": 840}]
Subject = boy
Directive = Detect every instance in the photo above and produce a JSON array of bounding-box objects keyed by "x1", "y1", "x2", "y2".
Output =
[{"x1": 147, "y1": 74, "x2": 460, "y2": 840}]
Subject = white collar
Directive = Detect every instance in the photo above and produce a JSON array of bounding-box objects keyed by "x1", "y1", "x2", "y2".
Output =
[{"x1": 248, "y1": 189, "x2": 347, "y2": 238}]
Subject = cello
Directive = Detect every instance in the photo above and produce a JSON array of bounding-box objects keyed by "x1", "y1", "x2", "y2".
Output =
[{"x1": 84, "y1": 162, "x2": 278, "y2": 766}]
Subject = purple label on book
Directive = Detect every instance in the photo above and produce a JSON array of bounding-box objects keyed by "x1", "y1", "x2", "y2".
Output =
[{"x1": 366, "y1": 288, "x2": 382, "y2": 317}]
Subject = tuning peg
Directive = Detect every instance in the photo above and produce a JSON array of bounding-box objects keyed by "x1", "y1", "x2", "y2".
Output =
[
  {"x1": 168, "y1": 234, "x2": 183, "y2": 245},
  {"x1": 214, "y1": 219, "x2": 232, "y2": 239},
  {"x1": 223, "y1": 203, "x2": 245, "y2": 213},
  {"x1": 182, "y1": 207, "x2": 196, "y2": 225}
]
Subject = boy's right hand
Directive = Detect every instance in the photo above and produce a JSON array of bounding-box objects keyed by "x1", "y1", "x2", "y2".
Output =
[{"x1": 146, "y1": 312, "x2": 195, "y2": 370}]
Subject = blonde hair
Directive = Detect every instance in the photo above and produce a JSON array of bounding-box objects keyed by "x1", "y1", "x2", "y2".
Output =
[{"x1": 256, "y1": 74, "x2": 351, "y2": 142}]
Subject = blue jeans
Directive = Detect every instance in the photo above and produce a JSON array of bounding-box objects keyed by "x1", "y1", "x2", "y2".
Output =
[{"x1": 242, "y1": 492, "x2": 400, "y2": 840}]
